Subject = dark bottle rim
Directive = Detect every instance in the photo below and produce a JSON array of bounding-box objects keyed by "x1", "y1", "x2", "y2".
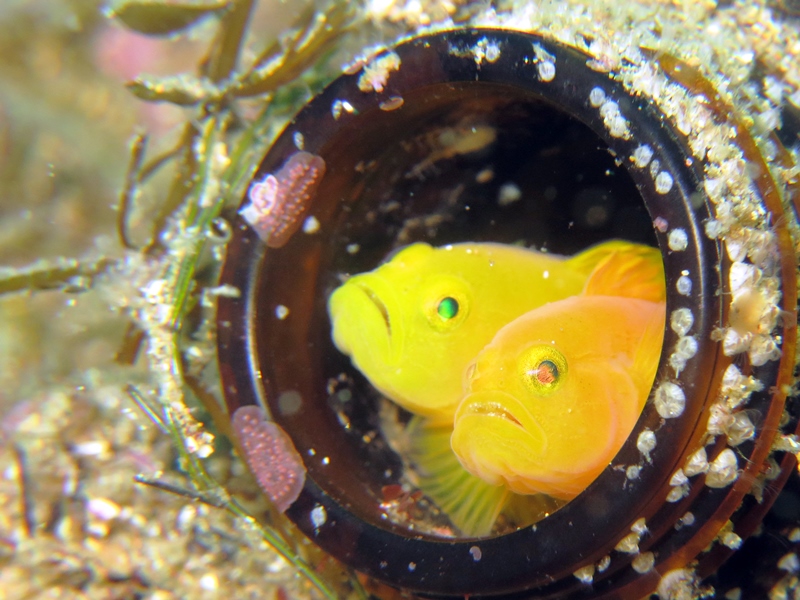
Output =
[{"x1": 217, "y1": 28, "x2": 794, "y2": 598}]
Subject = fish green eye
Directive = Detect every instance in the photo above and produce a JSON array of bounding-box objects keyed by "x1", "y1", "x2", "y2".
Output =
[
  {"x1": 519, "y1": 346, "x2": 568, "y2": 395},
  {"x1": 437, "y1": 297, "x2": 459, "y2": 319}
]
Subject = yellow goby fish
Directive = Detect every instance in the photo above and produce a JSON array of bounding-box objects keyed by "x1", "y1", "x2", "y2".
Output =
[
  {"x1": 451, "y1": 294, "x2": 665, "y2": 500},
  {"x1": 328, "y1": 240, "x2": 663, "y2": 425}
]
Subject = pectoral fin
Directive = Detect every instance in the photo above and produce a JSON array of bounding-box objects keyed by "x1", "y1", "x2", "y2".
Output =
[{"x1": 406, "y1": 417, "x2": 509, "y2": 537}]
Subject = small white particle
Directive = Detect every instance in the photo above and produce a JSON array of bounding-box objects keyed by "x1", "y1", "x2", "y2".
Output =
[
  {"x1": 676, "y1": 275, "x2": 692, "y2": 296},
  {"x1": 293, "y1": 132, "x2": 305, "y2": 150},
  {"x1": 654, "y1": 382, "x2": 686, "y2": 418},
  {"x1": 311, "y1": 505, "x2": 327, "y2": 528},
  {"x1": 589, "y1": 87, "x2": 606, "y2": 107},
  {"x1": 469, "y1": 546, "x2": 482, "y2": 561},
  {"x1": 87, "y1": 497, "x2": 121, "y2": 521},
  {"x1": 632, "y1": 145, "x2": 654, "y2": 168},
  {"x1": 346, "y1": 243, "x2": 360, "y2": 254},
  {"x1": 322, "y1": 456, "x2": 330, "y2": 465},
  {"x1": 543, "y1": 270, "x2": 550, "y2": 279},
  {"x1": 408, "y1": 562, "x2": 416, "y2": 572},
  {"x1": 275, "y1": 305, "x2": 290, "y2": 320},
  {"x1": 199, "y1": 573, "x2": 219, "y2": 591},
  {"x1": 668, "y1": 228, "x2": 688, "y2": 251},
  {"x1": 303, "y1": 215, "x2": 321, "y2": 234},
  {"x1": 789, "y1": 528, "x2": 800, "y2": 542},
  {"x1": 498, "y1": 182, "x2": 522, "y2": 206},
  {"x1": 655, "y1": 171, "x2": 674, "y2": 194}
]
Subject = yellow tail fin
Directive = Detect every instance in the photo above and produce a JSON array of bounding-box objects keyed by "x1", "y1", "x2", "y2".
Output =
[{"x1": 580, "y1": 244, "x2": 665, "y2": 302}]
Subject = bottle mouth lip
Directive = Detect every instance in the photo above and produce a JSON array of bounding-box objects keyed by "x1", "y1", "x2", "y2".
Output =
[{"x1": 216, "y1": 28, "x2": 792, "y2": 597}]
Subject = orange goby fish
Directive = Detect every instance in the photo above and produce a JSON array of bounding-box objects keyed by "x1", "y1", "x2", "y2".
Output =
[{"x1": 451, "y1": 295, "x2": 666, "y2": 500}]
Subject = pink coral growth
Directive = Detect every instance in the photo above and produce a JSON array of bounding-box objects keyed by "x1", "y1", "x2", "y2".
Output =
[
  {"x1": 240, "y1": 151, "x2": 326, "y2": 248},
  {"x1": 231, "y1": 406, "x2": 305, "y2": 513}
]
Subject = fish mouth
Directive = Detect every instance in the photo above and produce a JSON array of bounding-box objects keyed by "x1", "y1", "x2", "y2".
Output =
[
  {"x1": 455, "y1": 389, "x2": 546, "y2": 445},
  {"x1": 354, "y1": 281, "x2": 391, "y2": 337},
  {"x1": 460, "y1": 401, "x2": 523, "y2": 428}
]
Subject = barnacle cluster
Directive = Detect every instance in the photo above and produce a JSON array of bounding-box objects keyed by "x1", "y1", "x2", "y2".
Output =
[{"x1": 1, "y1": 0, "x2": 800, "y2": 599}]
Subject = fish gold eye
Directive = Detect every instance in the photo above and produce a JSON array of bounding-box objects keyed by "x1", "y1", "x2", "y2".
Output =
[
  {"x1": 423, "y1": 278, "x2": 469, "y2": 332},
  {"x1": 437, "y1": 297, "x2": 459, "y2": 319},
  {"x1": 519, "y1": 345, "x2": 568, "y2": 395}
]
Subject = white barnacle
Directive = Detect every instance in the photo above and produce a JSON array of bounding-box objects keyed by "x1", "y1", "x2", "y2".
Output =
[
  {"x1": 632, "y1": 552, "x2": 655, "y2": 574},
  {"x1": 668, "y1": 350, "x2": 686, "y2": 376},
  {"x1": 632, "y1": 144, "x2": 654, "y2": 168},
  {"x1": 720, "y1": 531, "x2": 742, "y2": 550},
  {"x1": 668, "y1": 228, "x2": 688, "y2": 251},
  {"x1": 676, "y1": 275, "x2": 692, "y2": 296},
  {"x1": 675, "y1": 336, "x2": 698, "y2": 360},
  {"x1": 656, "y1": 568, "x2": 702, "y2": 600},
  {"x1": 704, "y1": 219, "x2": 723, "y2": 239},
  {"x1": 655, "y1": 171, "x2": 674, "y2": 194},
  {"x1": 683, "y1": 447, "x2": 709, "y2": 477},
  {"x1": 675, "y1": 512, "x2": 695, "y2": 530},
  {"x1": 748, "y1": 334, "x2": 781, "y2": 366},
  {"x1": 670, "y1": 469, "x2": 688, "y2": 487},
  {"x1": 626, "y1": 465, "x2": 641, "y2": 480},
  {"x1": 537, "y1": 61, "x2": 556, "y2": 82},
  {"x1": 573, "y1": 564, "x2": 595, "y2": 584},
  {"x1": 666, "y1": 484, "x2": 690, "y2": 502},
  {"x1": 358, "y1": 51, "x2": 401, "y2": 93},
  {"x1": 615, "y1": 532, "x2": 640, "y2": 554},
  {"x1": 778, "y1": 553, "x2": 800, "y2": 573},
  {"x1": 722, "y1": 328, "x2": 753, "y2": 356},
  {"x1": 631, "y1": 518, "x2": 648, "y2": 535},
  {"x1": 705, "y1": 449, "x2": 739, "y2": 488},
  {"x1": 654, "y1": 382, "x2": 686, "y2": 418},
  {"x1": 589, "y1": 87, "x2": 606, "y2": 107},
  {"x1": 729, "y1": 262, "x2": 760, "y2": 293},
  {"x1": 637, "y1": 429, "x2": 657, "y2": 461},
  {"x1": 706, "y1": 403, "x2": 733, "y2": 437},
  {"x1": 597, "y1": 555, "x2": 611, "y2": 572},
  {"x1": 670, "y1": 308, "x2": 694, "y2": 336},
  {"x1": 726, "y1": 412, "x2": 755, "y2": 446}
]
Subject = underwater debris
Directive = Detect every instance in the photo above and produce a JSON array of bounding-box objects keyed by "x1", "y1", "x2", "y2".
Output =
[
  {"x1": 231, "y1": 406, "x2": 305, "y2": 513},
  {"x1": 240, "y1": 151, "x2": 326, "y2": 248}
]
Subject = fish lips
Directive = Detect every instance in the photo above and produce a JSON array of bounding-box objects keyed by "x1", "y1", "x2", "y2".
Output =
[
  {"x1": 329, "y1": 273, "x2": 403, "y2": 365},
  {"x1": 451, "y1": 390, "x2": 547, "y2": 484},
  {"x1": 454, "y1": 390, "x2": 546, "y2": 442}
]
